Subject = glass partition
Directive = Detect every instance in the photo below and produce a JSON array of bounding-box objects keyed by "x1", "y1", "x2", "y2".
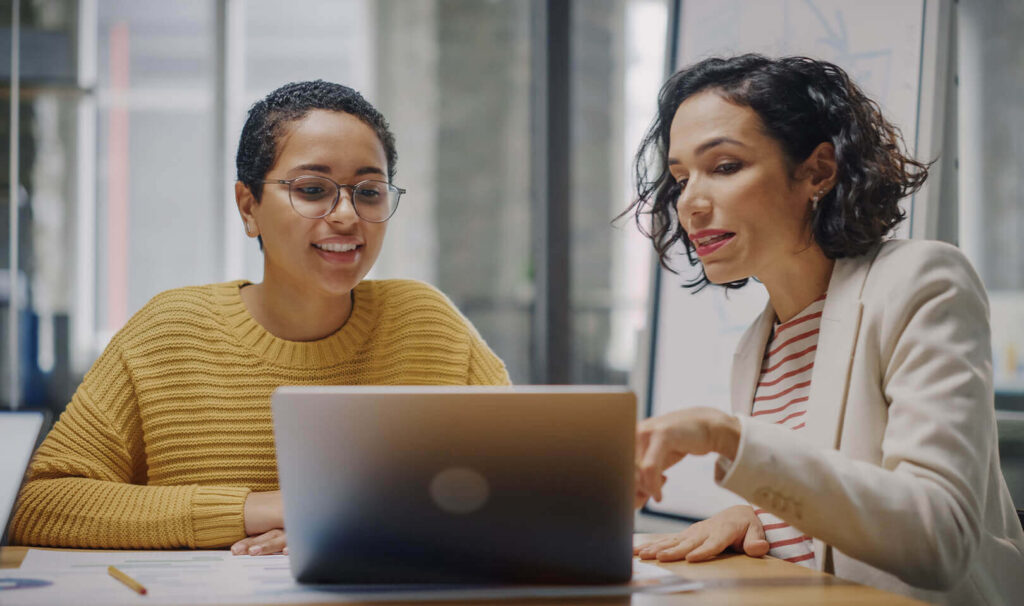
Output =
[{"x1": 2, "y1": 0, "x2": 670, "y2": 416}]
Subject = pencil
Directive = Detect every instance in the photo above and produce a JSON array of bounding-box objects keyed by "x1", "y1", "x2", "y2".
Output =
[{"x1": 108, "y1": 565, "x2": 147, "y2": 595}]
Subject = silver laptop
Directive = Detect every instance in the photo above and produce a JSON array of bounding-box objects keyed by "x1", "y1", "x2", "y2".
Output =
[
  {"x1": 272, "y1": 386, "x2": 636, "y2": 585},
  {"x1": 1, "y1": 411, "x2": 45, "y2": 545}
]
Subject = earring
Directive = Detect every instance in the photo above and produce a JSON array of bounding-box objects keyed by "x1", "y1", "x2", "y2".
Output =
[
  {"x1": 810, "y1": 189, "x2": 826, "y2": 211},
  {"x1": 245, "y1": 222, "x2": 255, "y2": 236}
]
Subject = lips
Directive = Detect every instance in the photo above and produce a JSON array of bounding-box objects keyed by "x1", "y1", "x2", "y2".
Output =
[
  {"x1": 689, "y1": 230, "x2": 735, "y2": 257},
  {"x1": 312, "y1": 239, "x2": 363, "y2": 263},
  {"x1": 313, "y1": 242, "x2": 359, "y2": 253}
]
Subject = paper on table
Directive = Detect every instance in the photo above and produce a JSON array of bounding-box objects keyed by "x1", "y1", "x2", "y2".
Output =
[{"x1": 6, "y1": 549, "x2": 700, "y2": 604}]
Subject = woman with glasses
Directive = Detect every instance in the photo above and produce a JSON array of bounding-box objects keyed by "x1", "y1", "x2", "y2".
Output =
[
  {"x1": 627, "y1": 55, "x2": 1024, "y2": 604},
  {"x1": 11, "y1": 80, "x2": 509, "y2": 556}
]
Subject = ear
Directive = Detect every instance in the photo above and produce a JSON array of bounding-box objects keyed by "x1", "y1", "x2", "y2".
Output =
[
  {"x1": 795, "y1": 141, "x2": 838, "y2": 197},
  {"x1": 235, "y1": 181, "x2": 259, "y2": 237}
]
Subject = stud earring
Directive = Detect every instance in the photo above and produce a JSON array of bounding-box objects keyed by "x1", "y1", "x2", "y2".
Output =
[{"x1": 810, "y1": 189, "x2": 826, "y2": 211}]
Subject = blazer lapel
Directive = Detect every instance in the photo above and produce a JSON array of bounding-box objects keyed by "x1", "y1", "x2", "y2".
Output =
[
  {"x1": 806, "y1": 252, "x2": 873, "y2": 570},
  {"x1": 730, "y1": 303, "x2": 775, "y2": 416},
  {"x1": 804, "y1": 255, "x2": 871, "y2": 451}
]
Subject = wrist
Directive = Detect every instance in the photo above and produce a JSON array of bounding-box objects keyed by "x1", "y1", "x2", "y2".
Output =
[
  {"x1": 243, "y1": 491, "x2": 281, "y2": 535},
  {"x1": 243, "y1": 493, "x2": 263, "y2": 535},
  {"x1": 710, "y1": 412, "x2": 741, "y2": 460}
]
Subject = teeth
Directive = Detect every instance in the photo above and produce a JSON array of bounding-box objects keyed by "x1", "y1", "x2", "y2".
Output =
[
  {"x1": 315, "y1": 242, "x2": 358, "y2": 252},
  {"x1": 697, "y1": 234, "x2": 731, "y2": 247}
]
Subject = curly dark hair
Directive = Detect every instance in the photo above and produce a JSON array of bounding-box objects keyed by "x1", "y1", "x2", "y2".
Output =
[
  {"x1": 235, "y1": 79, "x2": 398, "y2": 201},
  {"x1": 627, "y1": 54, "x2": 930, "y2": 290}
]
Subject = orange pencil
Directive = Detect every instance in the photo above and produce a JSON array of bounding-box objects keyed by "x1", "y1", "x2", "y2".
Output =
[{"x1": 108, "y1": 565, "x2": 147, "y2": 595}]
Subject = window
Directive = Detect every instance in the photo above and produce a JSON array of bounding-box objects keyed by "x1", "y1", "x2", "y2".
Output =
[{"x1": 2, "y1": 0, "x2": 669, "y2": 412}]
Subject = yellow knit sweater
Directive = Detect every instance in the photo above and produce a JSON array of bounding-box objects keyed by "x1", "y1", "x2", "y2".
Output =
[{"x1": 11, "y1": 279, "x2": 509, "y2": 549}]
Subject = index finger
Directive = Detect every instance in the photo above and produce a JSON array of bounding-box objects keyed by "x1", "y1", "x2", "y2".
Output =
[
  {"x1": 635, "y1": 427, "x2": 651, "y2": 466},
  {"x1": 638, "y1": 433, "x2": 672, "y2": 501}
]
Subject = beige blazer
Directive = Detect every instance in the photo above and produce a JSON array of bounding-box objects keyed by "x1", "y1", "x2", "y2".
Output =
[{"x1": 718, "y1": 239, "x2": 1024, "y2": 605}]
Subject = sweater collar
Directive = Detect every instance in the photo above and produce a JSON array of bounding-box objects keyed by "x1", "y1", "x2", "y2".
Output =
[{"x1": 214, "y1": 280, "x2": 379, "y2": 368}]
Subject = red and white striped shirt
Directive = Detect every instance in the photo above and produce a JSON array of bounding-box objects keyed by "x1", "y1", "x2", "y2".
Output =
[{"x1": 750, "y1": 294, "x2": 826, "y2": 567}]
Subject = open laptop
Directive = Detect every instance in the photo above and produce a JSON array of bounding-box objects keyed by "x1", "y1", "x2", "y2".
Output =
[
  {"x1": 272, "y1": 385, "x2": 636, "y2": 585},
  {"x1": 1, "y1": 411, "x2": 45, "y2": 546}
]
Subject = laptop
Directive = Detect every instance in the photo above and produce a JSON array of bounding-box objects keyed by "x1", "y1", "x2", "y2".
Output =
[
  {"x1": 1, "y1": 411, "x2": 45, "y2": 546},
  {"x1": 272, "y1": 385, "x2": 636, "y2": 585}
]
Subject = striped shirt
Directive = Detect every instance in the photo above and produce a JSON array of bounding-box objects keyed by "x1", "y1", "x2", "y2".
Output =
[{"x1": 750, "y1": 294, "x2": 826, "y2": 567}]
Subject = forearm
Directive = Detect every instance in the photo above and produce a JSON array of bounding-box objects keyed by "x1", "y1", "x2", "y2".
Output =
[
  {"x1": 719, "y1": 417, "x2": 975, "y2": 589},
  {"x1": 11, "y1": 477, "x2": 250, "y2": 549}
]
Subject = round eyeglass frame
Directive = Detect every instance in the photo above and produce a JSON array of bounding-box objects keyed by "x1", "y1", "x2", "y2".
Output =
[{"x1": 258, "y1": 176, "x2": 406, "y2": 223}]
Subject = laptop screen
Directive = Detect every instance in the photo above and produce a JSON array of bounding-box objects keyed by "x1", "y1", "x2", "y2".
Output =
[{"x1": 0, "y1": 411, "x2": 44, "y2": 545}]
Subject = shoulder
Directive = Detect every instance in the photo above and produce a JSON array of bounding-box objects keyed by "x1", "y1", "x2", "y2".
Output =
[
  {"x1": 854, "y1": 240, "x2": 988, "y2": 337},
  {"x1": 142, "y1": 281, "x2": 227, "y2": 308},
  {"x1": 365, "y1": 279, "x2": 464, "y2": 316},
  {"x1": 115, "y1": 281, "x2": 240, "y2": 345},
  {"x1": 872, "y1": 238, "x2": 976, "y2": 274},
  {"x1": 360, "y1": 279, "x2": 485, "y2": 349},
  {"x1": 862, "y1": 239, "x2": 985, "y2": 299},
  {"x1": 81, "y1": 282, "x2": 239, "y2": 384}
]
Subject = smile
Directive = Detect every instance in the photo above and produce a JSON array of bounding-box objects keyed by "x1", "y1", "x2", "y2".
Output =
[
  {"x1": 690, "y1": 231, "x2": 735, "y2": 257},
  {"x1": 313, "y1": 242, "x2": 360, "y2": 253}
]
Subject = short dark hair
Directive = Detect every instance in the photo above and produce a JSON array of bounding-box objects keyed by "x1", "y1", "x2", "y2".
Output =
[
  {"x1": 235, "y1": 79, "x2": 398, "y2": 200},
  {"x1": 627, "y1": 54, "x2": 930, "y2": 290}
]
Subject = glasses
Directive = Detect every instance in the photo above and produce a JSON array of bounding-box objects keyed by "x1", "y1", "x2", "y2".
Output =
[{"x1": 259, "y1": 176, "x2": 406, "y2": 223}]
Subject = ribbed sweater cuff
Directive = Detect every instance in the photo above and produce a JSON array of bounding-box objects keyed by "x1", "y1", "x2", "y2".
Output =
[{"x1": 191, "y1": 486, "x2": 251, "y2": 548}]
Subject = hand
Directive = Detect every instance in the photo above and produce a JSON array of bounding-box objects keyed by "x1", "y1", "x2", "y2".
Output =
[
  {"x1": 635, "y1": 407, "x2": 740, "y2": 504},
  {"x1": 634, "y1": 505, "x2": 768, "y2": 562},
  {"x1": 235, "y1": 491, "x2": 285, "y2": 556},
  {"x1": 231, "y1": 529, "x2": 287, "y2": 556},
  {"x1": 633, "y1": 468, "x2": 666, "y2": 509}
]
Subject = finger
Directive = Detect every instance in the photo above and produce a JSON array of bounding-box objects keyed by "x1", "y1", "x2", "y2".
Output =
[
  {"x1": 635, "y1": 427, "x2": 650, "y2": 465},
  {"x1": 246, "y1": 529, "x2": 287, "y2": 556},
  {"x1": 742, "y1": 522, "x2": 770, "y2": 557},
  {"x1": 684, "y1": 530, "x2": 734, "y2": 562},
  {"x1": 247, "y1": 534, "x2": 285, "y2": 556},
  {"x1": 638, "y1": 530, "x2": 704, "y2": 560},
  {"x1": 634, "y1": 490, "x2": 649, "y2": 510},
  {"x1": 633, "y1": 467, "x2": 649, "y2": 508},
  {"x1": 231, "y1": 537, "x2": 253, "y2": 556},
  {"x1": 638, "y1": 434, "x2": 669, "y2": 501},
  {"x1": 635, "y1": 535, "x2": 689, "y2": 557},
  {"x1": 646, "y1": 475, "x2": 669, "y2": 503},
  {"x1": 650, "y1": 534, "x2": 705, "y2": 562}
]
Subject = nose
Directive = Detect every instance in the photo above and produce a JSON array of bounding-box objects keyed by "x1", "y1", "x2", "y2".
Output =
[
  {"x1": 326, "y1": 188, "x2": 359, "y2": 224},
  {"x1": 674, "y1": 179, "x2": 711, "y2": 232}
]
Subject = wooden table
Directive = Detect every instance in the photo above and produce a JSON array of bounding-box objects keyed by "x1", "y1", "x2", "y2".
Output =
[{"x1": 1, "y1": 536, "x2": 926, "y2": 605}]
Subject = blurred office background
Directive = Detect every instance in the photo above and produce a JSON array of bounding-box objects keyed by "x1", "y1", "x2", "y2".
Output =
[
  {"x1": 0, "y1": 0, "x2": 668, "y2": 403},
  {"x1": 2, "y1": 0, "x2": 1023, "y2": 510}
]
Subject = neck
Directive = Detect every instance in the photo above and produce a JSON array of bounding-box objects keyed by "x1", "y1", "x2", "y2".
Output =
[
  {"x1": 759, "y1": 245, "x2": 834, "y2": 324},
  {"x1": 240, "y1": 272, "x2": 354, "y2": 342}
]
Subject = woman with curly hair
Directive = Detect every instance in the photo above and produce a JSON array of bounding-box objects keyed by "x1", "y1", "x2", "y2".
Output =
[{"x1": 629, "y1": 55, "x2": 1023, "y2": 604}]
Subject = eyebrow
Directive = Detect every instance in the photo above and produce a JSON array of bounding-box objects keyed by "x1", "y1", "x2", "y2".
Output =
[
  {"x1": 290, "y1": 164, "x2": 386, "y2": 177},
  {"x1": 667, "y1": 136, "x2": 747, "y2": 166}
]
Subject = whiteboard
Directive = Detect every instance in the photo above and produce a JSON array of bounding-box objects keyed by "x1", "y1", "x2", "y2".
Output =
[{"x1": 645, "y1": 0, "x2": 927, "y2": 520}]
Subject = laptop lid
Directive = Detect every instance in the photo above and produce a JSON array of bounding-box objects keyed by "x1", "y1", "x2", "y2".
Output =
[
  {"x1": 272, "y1": 386, "x2": 636, "y2": 585},
  {"x1": 1, "y1": 411, "x2": 45, "y2": 545}
]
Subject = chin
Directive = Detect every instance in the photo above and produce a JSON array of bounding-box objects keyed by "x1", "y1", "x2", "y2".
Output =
[
  {"x1": 702, "y1": 265, "x2": 747, "y2": 285},
  {"x1": 318, "y1": 275, "x2": 363, "y2": 297}
]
